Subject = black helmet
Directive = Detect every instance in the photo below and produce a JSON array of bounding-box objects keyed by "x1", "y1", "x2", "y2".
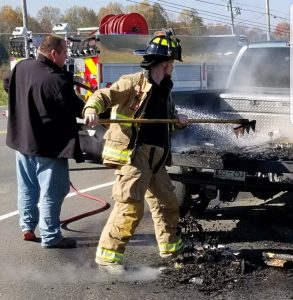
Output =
[{"x1": 134, "y1": 29, "x2": 183, "y2": 67}]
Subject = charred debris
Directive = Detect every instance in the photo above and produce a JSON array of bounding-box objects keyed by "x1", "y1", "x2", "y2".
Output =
[{"x1": 159, "y1": 216, "x2": 293, "y2": 295}]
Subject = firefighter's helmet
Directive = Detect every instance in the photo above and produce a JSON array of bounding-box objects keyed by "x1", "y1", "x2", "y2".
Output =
[{"x1": 134, "y1": 29, "x2": 182, "y2": 68}]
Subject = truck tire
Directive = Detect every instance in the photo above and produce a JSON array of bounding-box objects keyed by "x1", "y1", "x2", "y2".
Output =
[
  {"x1": 188, "y1": 189, "x2": 211, "y2": 218},
  {"x1": 173, "y1": 180, "x2": 190, "y2": 217},
  {"x1": 173, "y1": 181, "x2": 210, "y2": 217}
]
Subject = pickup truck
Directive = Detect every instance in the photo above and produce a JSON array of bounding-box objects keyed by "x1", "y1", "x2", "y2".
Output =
[
  {"x1": 169, "y1": 41, "x2": 293, "y2": 216},
  {"x1": 79, "y1": 41, "x2": 292, "y2": 216}
]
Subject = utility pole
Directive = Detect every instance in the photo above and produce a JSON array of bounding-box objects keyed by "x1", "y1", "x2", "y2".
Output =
[
  {"x1": 228, "y1": 0, "x2": 235, "y2": 35},
  {"x1": 265, "y1": 0, "x2": 271, "y2": 41},
  {"x1": 21, "y1": 0, "x2": 29, "y2": 58}
]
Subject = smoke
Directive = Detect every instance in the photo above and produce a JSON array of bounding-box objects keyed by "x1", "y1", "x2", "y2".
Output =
[
  {"x1": 3, "y1": 262, "x2": 161, "y2": 285},
  {"x1": 172, "y1": 44, "x2": 291, "y2": 153},
  {"x1": 227, "y1": 47, "x2": 289, "y2": 91},
  {"x1": 123, "y1": 266, "x2": 161, "y2": 281},
  {"x1": 173, "y1": 107, "x2": 271, "y2": 152}
]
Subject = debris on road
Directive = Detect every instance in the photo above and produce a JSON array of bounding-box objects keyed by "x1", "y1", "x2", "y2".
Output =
[
  {"x1": 263, "y1": 252, "x2": 293, "y2": 268},
  {"x1": 158, "y1": 216, "x2": 293, "y2": 295}
]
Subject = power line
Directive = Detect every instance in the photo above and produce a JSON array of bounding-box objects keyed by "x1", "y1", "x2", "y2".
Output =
[
  {"x1": 234, "y1": 0, "x2": 289, "y2": 17},
  {"x1": 159, "y1": 0, "x2": 287, "y2": 34},
  {"x1": 150, "y1": 0, "x2": 288, "y2": 33},
  {"x1": 123, "y1": 0, "x2": 247, "y2": 32},
  {"x1": 191, "y1": 0, "x2": 289, "y2": 21}
]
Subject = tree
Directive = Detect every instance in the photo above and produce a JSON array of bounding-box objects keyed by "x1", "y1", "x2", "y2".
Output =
[
  {"x1": 0, "y1": 5, "x2": 22, "y2": 32},
  {"x1": 274, "y1": 22, "x2": 289, "y2": 40},
  {"x1": 97, "y1": 2, "x2": 124, "y2": 24},
  {"x1": 177, "y1": 9, "x2": 205, "y2": 35},
  {"x1": 36, "y1": 6, "x2": 62, "y2": 33},
  {"x1": 61, "y1": 6, "x2": 98, "y2": 33},
  {"x1": 245, "y1": 27, "x2": 266, "y2": 42},
  {"x1": 205, "y1": 23, "x2": 231, "y2": 35},
  {"x1": 126, "y1": 0, "x2": 167, "y2": 33},
  {"x1": 0, "y1": 6, "x2": 23, "y2": 61}
]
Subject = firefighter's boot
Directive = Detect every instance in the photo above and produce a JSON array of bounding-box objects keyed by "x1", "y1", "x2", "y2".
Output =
[{"x1": 97, "y1": 259, "x2": 127, "y2": 276}]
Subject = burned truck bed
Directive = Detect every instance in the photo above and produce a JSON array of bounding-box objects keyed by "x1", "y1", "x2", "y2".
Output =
[
  {"x1": 172, "y1": 144, "x2": 293, "y2": 173},
  {"x1": 169, "y1": 84, "x2": 293, "y2": 214},
  {"x1": 170, "y1": 145, "x2": 293, "y2": 194}
]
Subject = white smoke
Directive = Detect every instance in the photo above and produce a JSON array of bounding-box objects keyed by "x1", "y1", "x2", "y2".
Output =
[
  {"x1": 173, "y1": 107, "x2": 270, "y2": 151},
  {"x1": 3, "y1": 262, "x2": 161, "y2": 285}
]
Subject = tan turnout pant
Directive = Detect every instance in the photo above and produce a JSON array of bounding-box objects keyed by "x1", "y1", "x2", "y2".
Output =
[{"x1": 96, "y1": 144, "x2": 181, "y2": 264}]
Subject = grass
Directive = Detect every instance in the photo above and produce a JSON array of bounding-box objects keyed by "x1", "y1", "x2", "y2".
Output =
[
  {"x1": 0, "y1": 84, "x2": 8, "y2": 106},
  {"x1": 0, "y1": 64, "x2": 9, "y2": 106}
]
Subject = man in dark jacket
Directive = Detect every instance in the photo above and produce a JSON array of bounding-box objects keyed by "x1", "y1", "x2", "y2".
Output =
[{"x1": 4, "y1": 34, "x2": 85, "y2": 248}]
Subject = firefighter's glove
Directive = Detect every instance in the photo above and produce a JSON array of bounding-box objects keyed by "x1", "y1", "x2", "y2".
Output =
[
  {"x1": 176, "y1": 114, "x2": 189, "y2": 128},
  {"x1": 84, "y1": 108, "x2": 99, "y2": 128}
]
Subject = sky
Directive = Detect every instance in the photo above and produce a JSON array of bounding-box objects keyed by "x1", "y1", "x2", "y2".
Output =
[{"x1": 1, "y1": 0, "x2": 292, "y2": 31}]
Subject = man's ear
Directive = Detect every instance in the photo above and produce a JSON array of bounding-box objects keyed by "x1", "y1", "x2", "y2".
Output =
[{"x1": 50, "y1": 49, "x2": 57, "y2": 61}]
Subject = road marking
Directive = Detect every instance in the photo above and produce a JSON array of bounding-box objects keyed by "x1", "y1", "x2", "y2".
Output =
[
  {"x1": 0, "y1": 181, "x2": 114, "y2": 221},
  {"x1": 0, "y1": 210, "x2": 19, "y2": 220},
  {"x1": 0, "y1": 131, "x2": 7, "y2": 135}
]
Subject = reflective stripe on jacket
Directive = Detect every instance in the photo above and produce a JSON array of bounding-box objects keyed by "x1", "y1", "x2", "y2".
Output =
[{"x1": 83, "y1": 71, "x2": 177, "y2": 165}]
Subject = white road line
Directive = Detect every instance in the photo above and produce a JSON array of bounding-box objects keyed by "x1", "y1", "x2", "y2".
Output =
[
  {"x1": 0, "y1": 181, "x2": 114, "y2": 221},
  {"x1": 0, "y1": 210, "x2": 19, "y2": 220}
]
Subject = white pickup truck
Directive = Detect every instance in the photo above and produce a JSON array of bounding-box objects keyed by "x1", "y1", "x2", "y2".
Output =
[{"x1": 169, "y1": 41, "x2": 292, "y2": 216}]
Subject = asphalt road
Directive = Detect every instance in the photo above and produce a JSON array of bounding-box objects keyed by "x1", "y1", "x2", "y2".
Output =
[{"x1": 0, "y1": 111, "x2": 293, "y2": 300}]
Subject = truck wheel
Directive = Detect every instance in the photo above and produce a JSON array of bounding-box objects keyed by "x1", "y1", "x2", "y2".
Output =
[
  {"x1": 189, "y1": 190, "x2": 211, "y2": 218},
  {"x1": 172, "y1": 181, "x2": 191, "y2": 218},
  {"x1": 173, "y1": 181, "x2": 210, "y2": 217}
]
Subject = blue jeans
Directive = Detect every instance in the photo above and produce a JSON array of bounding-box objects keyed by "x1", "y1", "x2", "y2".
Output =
[{"x1": 15, "y1": 151, "x2": 70, "y2": 247}]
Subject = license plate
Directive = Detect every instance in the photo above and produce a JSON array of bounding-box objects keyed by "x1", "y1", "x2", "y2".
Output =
[{"x1": 214, "y1": 170, "x2": 246, "y2": 181}]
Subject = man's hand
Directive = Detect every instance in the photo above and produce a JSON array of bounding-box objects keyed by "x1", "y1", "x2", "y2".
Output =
[{"x1": 176, "y1": 114, "x2": 189, "y2": 128}]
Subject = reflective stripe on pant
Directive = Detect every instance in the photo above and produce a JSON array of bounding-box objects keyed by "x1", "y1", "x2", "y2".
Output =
[
  {"x1": 145, "y1": 189, "x2": 181, "y2": 255},
  {"x1": 96, "y1": 144, "x2": 181, "y2": 264}
]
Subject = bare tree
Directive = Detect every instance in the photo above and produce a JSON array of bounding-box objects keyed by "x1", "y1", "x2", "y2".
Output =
[
  {"x1": 206, "y1": 23, "x2": 231, "y2": 35},
  {"x1": 97, "y1": 2, "x2": 124, "y2": 24},
  {"x1": 177, "y1": 9, "x2": 205, "y2": 35},
  {"x1": 36, "y1": 6, "x2": 62, "y2": 33},
  {"x1": 61, "y1": 6, "x2": 98, "y2": 33},
  {"x1": 126, "y1": 0, "x2": 167, "y2": 33}
]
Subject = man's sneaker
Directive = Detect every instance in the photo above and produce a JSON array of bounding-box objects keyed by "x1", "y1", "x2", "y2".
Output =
[
  {"x1": 98, "y1": 262, "x2": 127, "y2": 276},
  {"x1": 42, "y1": 238, "x2": 77, "y2": 249},
  {"x1": 23, "y1": 231, "x2": 37, "y2": 241}
]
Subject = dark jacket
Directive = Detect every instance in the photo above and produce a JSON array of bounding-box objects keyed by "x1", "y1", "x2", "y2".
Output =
[{"x1": 4, "y1": 54, "x2": 85, "y2": 162}]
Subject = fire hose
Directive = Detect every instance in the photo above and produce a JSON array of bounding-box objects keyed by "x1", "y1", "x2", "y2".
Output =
[{"x1": 60, "y1": 181, "x2": 110, "y2": 225}]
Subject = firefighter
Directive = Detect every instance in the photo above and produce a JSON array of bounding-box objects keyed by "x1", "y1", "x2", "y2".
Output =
[{"x1": 83, "y1": 30, "x2": 188, "y2": 274}]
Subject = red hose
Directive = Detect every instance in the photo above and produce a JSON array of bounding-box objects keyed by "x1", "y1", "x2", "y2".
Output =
[{"x1": 61, "y1": 182, "x2": 111, "y2": 225}]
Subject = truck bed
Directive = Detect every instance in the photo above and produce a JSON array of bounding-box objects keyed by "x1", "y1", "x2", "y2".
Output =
[
  {"x1": 171, "y1": 144, "x2": 293, "y2": 173},
  {"x1": 171, "y1": 87, "x2": 293, "y2": 174}
]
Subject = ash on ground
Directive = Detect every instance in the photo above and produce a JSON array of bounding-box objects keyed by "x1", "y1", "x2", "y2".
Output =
[{"x1": 158, "y1": 216, "x2": 292, "y2": 296}]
